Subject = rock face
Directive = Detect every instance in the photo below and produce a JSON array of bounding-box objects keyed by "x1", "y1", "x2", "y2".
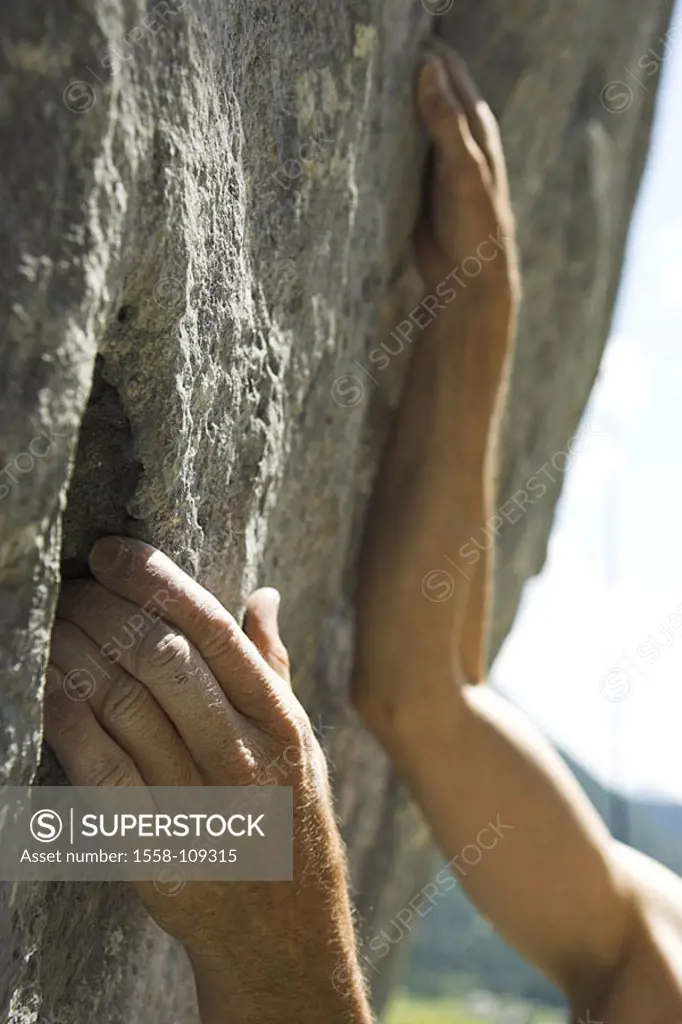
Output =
[{"x1": 0, "y1": 0, "x2": 674, "y2": 1020}]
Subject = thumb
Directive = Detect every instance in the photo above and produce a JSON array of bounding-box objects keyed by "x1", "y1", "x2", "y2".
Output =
[{"x1": 243, "y1": 588, "x2": 291, "y2": 685}]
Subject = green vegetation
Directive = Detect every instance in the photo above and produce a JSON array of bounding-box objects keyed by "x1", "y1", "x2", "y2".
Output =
[
  {"x1": 386, "y1": 995, "x2": 484, "y2": 1023},
  {"x1": 385, "y1": 992, "x2": 565, "y2": 1024}
]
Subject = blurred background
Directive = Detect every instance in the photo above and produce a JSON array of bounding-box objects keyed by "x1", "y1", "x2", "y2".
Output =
[{"x1": 387, "y1": 2, "x2": 682, "y2": 1021}]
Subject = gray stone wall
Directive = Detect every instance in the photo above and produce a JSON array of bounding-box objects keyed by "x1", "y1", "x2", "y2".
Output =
[{"x1": 0, "y1": 1, "x2": 674, "y2": 1019}]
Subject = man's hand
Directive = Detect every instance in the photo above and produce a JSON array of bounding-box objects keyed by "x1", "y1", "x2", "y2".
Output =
[
  {"x1": 414, "y1": 42, "x2": 520, "y2": 304},
  {"x1": 47, "y1": 537, "x2": 372, "y2": 1024}
]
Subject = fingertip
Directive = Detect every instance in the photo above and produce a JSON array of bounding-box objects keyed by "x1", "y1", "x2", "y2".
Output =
[
  {"x1": 261, "y1": 587, "x2": 281, "y2": 615},
  {"x1": 245, "y1": 587, "x2": 281, "y2": 634},
  {"x1": 89, "y1": 536, "x2": 132, "y2": 576},
  {"x1": 417, "y1": 55, "x2": 462, "y2": 124}
]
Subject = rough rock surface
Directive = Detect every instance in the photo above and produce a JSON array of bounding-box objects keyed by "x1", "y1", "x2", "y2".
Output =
[{"x1": 0, "y1": 0, "x2": 674, "y2": 1020}]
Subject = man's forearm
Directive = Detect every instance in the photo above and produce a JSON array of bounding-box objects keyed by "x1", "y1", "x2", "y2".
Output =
[
  {"x1": 384, "y1": 290, "x2": 516, "y2": 683},
  {"x1": 389, "y1": 283, "x2": 516, "y2": 487},
  {"x1": 354, "y1": 294, "x2": 515, "y2": 733}
]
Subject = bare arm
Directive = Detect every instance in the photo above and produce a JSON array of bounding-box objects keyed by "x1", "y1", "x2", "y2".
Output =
[{"x1": 353, "y1": 46, "x2": 682, "y2": 1019}]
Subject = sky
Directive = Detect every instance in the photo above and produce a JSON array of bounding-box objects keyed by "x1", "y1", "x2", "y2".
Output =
[{"x1": 492, "y1": 4, "x2": 682, "y2": 802}]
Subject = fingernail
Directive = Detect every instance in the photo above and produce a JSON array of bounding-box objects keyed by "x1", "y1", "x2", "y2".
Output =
[{"x1": 89, "y1": 536, "x2": 131, "y2": 576}]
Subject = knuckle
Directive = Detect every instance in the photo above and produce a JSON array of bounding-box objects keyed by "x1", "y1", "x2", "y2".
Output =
[
  {"x1": 135, "y1": 623, "x2": 193, "y2": 679},
  {"x1": 192, "y1": 607, "x2": 243, "y2": 663},
  {"x1": 180, "y1": 593, "x2": 241, "y2": 655},
  {"x1": 99, "y1": 673, "x2": 151, "y2": 727},
  {"x1": 180, "y1": 593, "x2": 215, "y2": 631}
]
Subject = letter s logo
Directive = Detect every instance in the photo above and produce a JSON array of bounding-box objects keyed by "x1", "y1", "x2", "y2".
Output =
[{"x1": 30, "y1": 809, "x2": 63, "y2": 843}]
